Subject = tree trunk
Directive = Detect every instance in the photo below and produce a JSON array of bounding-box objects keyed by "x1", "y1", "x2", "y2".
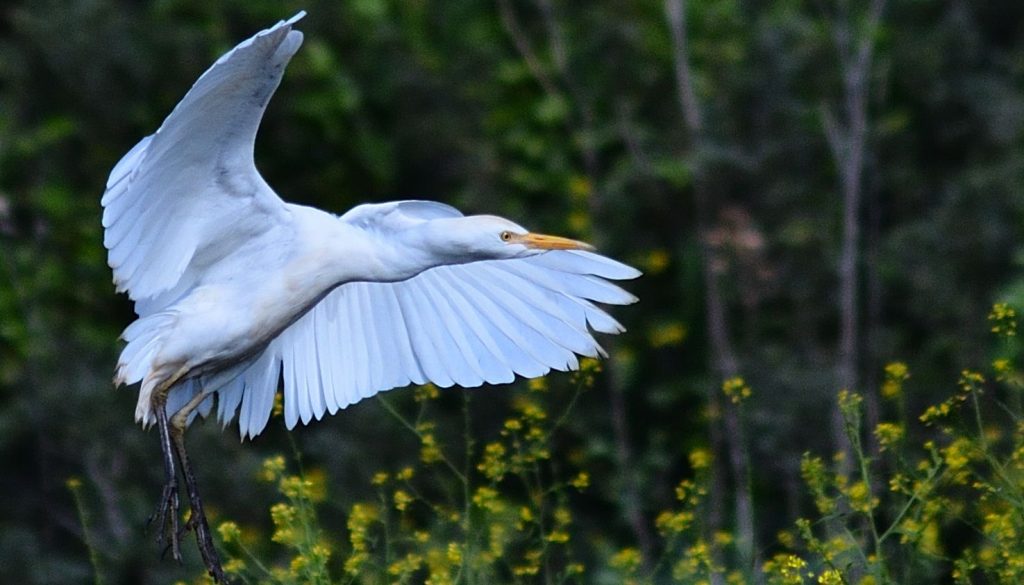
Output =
[
  {"x1": 823, "y1": 0, "x2": 886, "y2": 465},
  {"x1": 665, "y1": 0, "x2": 756, "y2": 577}
]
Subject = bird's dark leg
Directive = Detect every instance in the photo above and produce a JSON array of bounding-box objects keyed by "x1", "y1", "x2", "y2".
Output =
[
  {"x1": 170, "y1": 391, "x2": 226, "y2": 584},
  {"x1": 148, "y1": 391, "x2": 182, "y2": 562}
]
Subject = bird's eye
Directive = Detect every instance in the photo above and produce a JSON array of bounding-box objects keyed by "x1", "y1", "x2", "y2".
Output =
[{"x1": 500, "y1": 231, "x2": 513, "y2": 242}]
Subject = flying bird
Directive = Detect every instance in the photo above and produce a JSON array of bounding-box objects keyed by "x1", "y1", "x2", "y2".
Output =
[{"x1": 102, "y1": 12, "x2": 639, "y2": 582}]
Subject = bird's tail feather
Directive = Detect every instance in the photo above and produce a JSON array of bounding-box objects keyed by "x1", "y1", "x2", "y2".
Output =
[{"x1": 115, "y1": 311, "x2": 177, "y2": 387}]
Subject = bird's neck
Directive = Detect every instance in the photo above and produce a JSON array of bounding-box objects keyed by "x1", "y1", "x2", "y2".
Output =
[{"x1": 293, "y1": 208, "x2": 440, "y2": 290}]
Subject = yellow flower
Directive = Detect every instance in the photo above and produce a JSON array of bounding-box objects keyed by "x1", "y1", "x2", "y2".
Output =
[
  {"x1": 217, "y1": 521, "x2": 241, "y2": 544},
  {"x1": 943, "y1": 437, "x2": 976, "y2": 484},
  {"x1": 344, "y1": 551, "x2": 369, "y2": 575},
  {"x1": 874, "y1": 422, "x2": 904, "y2": 451},
  {"x1": 882, "y1": 361, "x2": 909, "y2": 399},
  {"x1": 260, "y1": 455, "x2": 286, "y2": 483},
  {"x1": 272, "y1": 392, "x2": 284, "y2": 417},
  {"x1": 477, "y1": 442, "x2": 508, "y2": 480},
  {"x1": 270, "y1": 503, "x2": 297, "y2": 545},
  {"x1": 304, "y1": 468, "x2": 327, "y2": 503},
  {"x1": 388, "y1": 553, "x2": 424, "y2": 576},
  {"x1": 513, "y1": 550, "x2": 543, "y2": 576},
  {"x1": 446, "y1": 542, "x2": 463, "y2": 565},
  {"x1": 554, "y1": 507, "x2": 571, "y2": 526},
  {"x1": 420, "y1": 433, "x2": 442, "y2": 463},
  {"x1": 650, "y1": 322, "x2": 688, "y2": 348},
  {"x1": 570, "y1": 471, "x2": 590, "y2": 490},
  {"x1": 371, "y1": 471, "x2": 389, "y2": 485},
  {"x1": 920, "y1": 402, "x2": 952, "y2": 424},
  {"x1": 722, "y1": 376, "x2": 752, "y2": 404},
  {"x1": 397, "y1": 466, "x2": 415, "y2": 481},
  {"x1": 763, "y1": 553, "x2": 807, "y2": 585},
  {"x1": 689, "y1": 448, "x2": 712, "y2": 470},
  {"x1": 547, "y1": 530, "x2": 570, "y2": 543},
  {"x1": 528, "y1": 377, "x2": 548, "y2": 392},
  {"x1": 503, "y1": 418, "x2": 523, "y2": 432},
  {"x1": 472, "y1": 487, "x2": 505, "y2": 513},
  {"x1": 610, "y1": 548, "x2": 643, "y2": 573},
  {"x1": 675, "y1": 478, "x2": 705, "y2": 503},
  {"x1": 347, "y1": 502, "x2": 378, "y2": 552},
  {"x1": 993, "y1": 358, "x2": 1012, "y2": 375},
  {"x1": 958, "y1": 370, "x2": 985, "y2": 393},
  {"x1": 847, "y1": 481, "x2": 878, "y2": 514},
  {"x1": 394, "y1": 489, "x2": 413, "y2": 511},
  {"x1": 223, "y1": 557, "x2": 246, "y2": 574},
  {"x1": 514, "y1": 398, "x2": 548, "y2": 421},
  {"x1": 818, "y1": 569, "x2": 843, "y2": 584},
  {"x1": 415, "y1": 383, "x2": 440, "y2": 402},
  {"x1": 642, "y1": 249, "x2": 671, "y2": 275},
  {"x1": 655, "y1": 510, "x2": 693, "y2": 535},
  {"x1": 989, "y1": 302, "x2": 1018, "y2": 337}
]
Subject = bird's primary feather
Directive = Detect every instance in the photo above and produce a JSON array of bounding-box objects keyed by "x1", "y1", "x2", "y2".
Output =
[{"x1": 102, "y1": 13, "x2": 304, "y2": 305}]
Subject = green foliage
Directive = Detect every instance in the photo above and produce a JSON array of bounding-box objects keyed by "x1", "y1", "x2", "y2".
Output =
[
  {"x1": 2, "y1": 0, "x2": 1024, "y2": 583},
  {"x1": 765, "y1": 305, "x2": 1024, "y2": 584},
  {"x1": 206, "y1": 363, "x2": 599, "y2": 585},
  {"x1": 194, "y1": 305, "x2": 1024, "y2": 585}
]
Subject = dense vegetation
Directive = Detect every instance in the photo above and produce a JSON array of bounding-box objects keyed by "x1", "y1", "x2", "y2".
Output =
[{"x1": 2, "y1": 1, "x2": 1024, "y2": 583}]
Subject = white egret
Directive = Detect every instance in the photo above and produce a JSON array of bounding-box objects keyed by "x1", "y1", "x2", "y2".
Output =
[{"x1": 103, "y1": 12, "x2": 639, "y2": 582}]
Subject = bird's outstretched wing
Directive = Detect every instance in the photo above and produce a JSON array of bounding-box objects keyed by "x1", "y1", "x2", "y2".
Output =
[
  {"x1": 101, "y1": 13, "x2": 305, "y2": 307},
  {"x1": 217, "y1": 250, "x2": 639, "y2": 438}
]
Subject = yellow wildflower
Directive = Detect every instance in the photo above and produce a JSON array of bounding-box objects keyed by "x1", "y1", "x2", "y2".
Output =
[
  {"x1": 420, "y1": 433, "x2": 442, "y2": 463},
  {"x1": 643, "y1": 249, "x2": 671, "y2": 274},
  {"x1": 217, "y1": 521, "x2": 241, "y2": 544},
  {"x1": 223, "y1": 557, "x2": 246, "y2": 574},
  {"x1": 882, "y1": 361, "x2": 909, "y2": 399},
  {"x1": 547, "y1": 530, "x2": 570, "y2": 543},
  {"x1": 570, "y1": 471, "x2": 590, "y2": 490},
  {"x1": 610, "y1": 548, "x2": 643, "y2": 573},
  {"x1": 655, "y1": 510, "x2": 693, "y2": 535},
  {"x1": 394, "y1": 489, "x2": 413, "y2": 511},
  {"x1": 260, "y1": 455, "x2": 286, "y2": 483},
  {"x1": 414, "y1": 383, "x2": 440, "y2": 401},
  {"x1": 874, "y1": 422, "x2": 904, "y2": 451},
  {"x1": 347, "y1": 502, "x2": 378, "y2": 553},
  {"x1": 477, "y1": 442, "x2": 508, "y2": 480},
  {"x1": 818, "y1": 569, "x2": 843, "y2": 584},
  {"x1": 472, "y1": 487, "x2": 505, "y2": 514},
  {"x1": 650, "y1": 322, "x2": 688, "y2": 348},
  {"x1": 722, "y1": 376, "x2": 752, "y2": 404},
  {"x1": 989, "y1": 302, "x2": 1018, "y2": 337},
  {"x1": 689, "y1": 448, "x2": 712, "y2": 470}
]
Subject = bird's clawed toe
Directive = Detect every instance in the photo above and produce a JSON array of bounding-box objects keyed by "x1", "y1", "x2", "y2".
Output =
[{"x1": 149, "y1": 478, "x2": 183, "y2": 562}]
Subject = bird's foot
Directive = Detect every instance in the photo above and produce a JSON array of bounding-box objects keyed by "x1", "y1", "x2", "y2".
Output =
[
  {"x1": 148, "y1": 478, "x2": 182, "y2": 562},
  {"x1": 192, "y1": 510, "x2": 226, "y2": 584}
]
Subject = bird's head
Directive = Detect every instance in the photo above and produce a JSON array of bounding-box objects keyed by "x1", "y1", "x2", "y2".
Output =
[{"x1": 424, "y1": 215, "x2": 594, "y2": 263}]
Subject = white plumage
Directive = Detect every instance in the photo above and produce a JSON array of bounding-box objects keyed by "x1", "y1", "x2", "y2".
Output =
[
  {"x1": 102, "y1": 13, "x2": 639, "y2": 580},
  {"x1": 104, "y1": 11, "x2": 640, "y2": 438}
]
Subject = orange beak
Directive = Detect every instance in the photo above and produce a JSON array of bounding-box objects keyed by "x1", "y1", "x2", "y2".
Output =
[{"x1": 516, "y1": 232, "x2": 595, "y2": 251}]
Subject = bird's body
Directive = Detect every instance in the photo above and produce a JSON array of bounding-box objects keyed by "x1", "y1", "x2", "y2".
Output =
[{"x1": 102, "y1": 12, "x2": 639, "y2": 583}]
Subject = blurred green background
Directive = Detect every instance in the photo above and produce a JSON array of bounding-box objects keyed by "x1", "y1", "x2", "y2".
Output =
[{"x1": 2, "y1": 0, "x2": 1024, "y2": 583}]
